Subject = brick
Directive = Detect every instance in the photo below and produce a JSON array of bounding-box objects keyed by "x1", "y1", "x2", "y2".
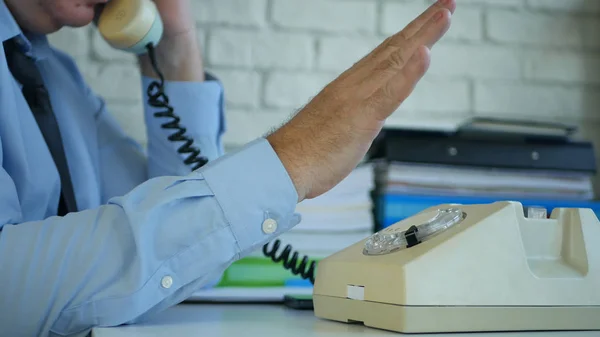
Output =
[
  {"x1": 91, "y1": 28, "x2": 207, "y2": 62},
  {"x1": 209, "y1": 69, "x2": 261, "y2": 108},
  {"x1": 583, "y1": 20, "x2": 600, "y2": 48},
  {"x1": 455, "y1": 0, "x2": 523, "y2": 7},
  {"x1": 317, "y1": 36, "x2": 383, "y2": 71},
  {"x1": 222, "y1": 110, "x2": 292, "y2": 146},
  {"x1": 192, "y1": 0, "x2": 267, "y2": 27},
  {"x1": 91, "y1": 65, "x2": 142, "y2": 103},
  {"x1": 264, "y1": 72, "x2": 335, "y2": 108},
  {"x1": 523, "y1": 51, "x2": 600, "y2": 84},
  {"x1": 197, "y1": 28, "x2": 208, "y2": 56},
  {"x1": 381, "y1": 2, "x2": 482, "y2": 41},
  {"x1": 526, "y1": 0, "x2": 600, "y2": 13},
  {"x1": 47, "y1": 26, "x2": 91, "y2": 58},
  {"x1": 317, "y1": 39, "x2": 521, "y2": 80},
  {"x1": 398, "y1": 77, "x2": 470, "y2": 113},
  {"x1": 264, "y1": 73, "x2": 469, "y2": 113},
  {"x1": 486, "y1": 10, "x2": 598, "y2": 48},
  {"x1": 474, "y1": 82, "x2": 600, "y2": 120},
  {"x1": 428, "y1": 43, "x2": 521, "y2": 80},
  {"x1": 271, "y1": 0, "x2": 376, "y2": 33},
  {"x1": 208, "y1": 29, "x2": 314, "y2": 69}
]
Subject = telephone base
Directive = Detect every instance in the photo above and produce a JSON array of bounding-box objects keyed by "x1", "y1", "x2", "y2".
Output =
[{"x1": 313, "y1": 295, "x2": 600, "y2": 333}]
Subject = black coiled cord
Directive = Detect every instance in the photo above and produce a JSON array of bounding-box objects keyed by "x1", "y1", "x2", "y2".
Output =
[
  {"x1": 144, "y1": 43, "x2": 317, "y2": 286},
  {"x1": 263, "y1": 239, "x2": 317, "y2": 285},
  {"x1": 145, "y1": 43, "x2": 208, "y2": 171}
]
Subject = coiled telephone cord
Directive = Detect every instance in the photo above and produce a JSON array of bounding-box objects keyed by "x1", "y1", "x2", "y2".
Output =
[
  {"x1": 144, "y1": 43, "x2": 317, "y2": 286},
  {"x1": 263, "y1": 239, "x2": 317, "y2": 285},
  {"x1": 145, "y1": 43, "x2": 208, "y2": 170}
]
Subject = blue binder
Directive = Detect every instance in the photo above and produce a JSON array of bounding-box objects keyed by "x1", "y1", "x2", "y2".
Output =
[{"x1": 376, "y1": 194, "x2": 600, "y2": 229}]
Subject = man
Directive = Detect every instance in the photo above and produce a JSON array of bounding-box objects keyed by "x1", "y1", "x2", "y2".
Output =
[{"x1": 0, "y1": 0, "x2": 454, "y2": 335}]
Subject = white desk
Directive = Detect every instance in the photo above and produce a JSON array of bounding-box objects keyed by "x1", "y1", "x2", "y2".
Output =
[{"x1": 92, "y1": 303, "x2": 598, "y2": 337}]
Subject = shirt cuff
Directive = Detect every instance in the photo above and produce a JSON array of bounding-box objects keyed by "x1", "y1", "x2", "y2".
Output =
[{"x1": 200, "y1": 137, "x2": 300, "y2": 256}]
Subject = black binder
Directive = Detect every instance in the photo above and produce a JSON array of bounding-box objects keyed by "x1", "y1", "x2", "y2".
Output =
[{"x1": 367, "y1": 124, "x2": 596, "y2": 174}]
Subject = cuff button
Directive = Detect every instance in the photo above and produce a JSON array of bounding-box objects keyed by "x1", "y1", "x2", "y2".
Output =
[
  {"x1": 161, "y1": 276, "x2": 173, "y2": 289},
  {"x1": 262, "y1": 218, "x2": 278, "y2": 234}
]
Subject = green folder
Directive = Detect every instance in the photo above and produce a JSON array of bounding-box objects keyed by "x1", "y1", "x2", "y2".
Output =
[{"x1": 216, "y1": 256, "x2": 321, "y2": 287}]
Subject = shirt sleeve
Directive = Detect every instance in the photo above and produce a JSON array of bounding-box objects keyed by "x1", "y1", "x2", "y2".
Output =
[
  {"x1": 0, "y1": 137, "x2": 300, "y2": 337},
  {"x1": 94, "y1": 73, "x2": 226, "y2": 204},
  {"x1": 142, "y1": 73, "x2": 226, "y2": 178}
]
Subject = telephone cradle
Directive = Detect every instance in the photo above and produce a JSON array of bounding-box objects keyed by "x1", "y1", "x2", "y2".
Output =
[{"x1": 312, "y1": 201, "x2": 600, "y2": 333}]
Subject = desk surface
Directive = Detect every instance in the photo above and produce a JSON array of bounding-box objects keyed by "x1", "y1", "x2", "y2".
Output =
[{"x1": 92, "y1": 303, "x2": 597, "y2": 337}]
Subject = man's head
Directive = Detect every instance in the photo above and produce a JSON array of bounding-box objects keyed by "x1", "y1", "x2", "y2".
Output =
[{"x1": 5, "y1": 0, "x2": 108, "y2": 34}]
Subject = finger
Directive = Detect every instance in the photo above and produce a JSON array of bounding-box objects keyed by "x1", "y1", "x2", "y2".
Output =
[
  {"x1": 376, "y1": 8, "x2": 451, "y2": 73},
  {"x1": 352, "y1": 9, "x2": 451, "y2": 97},
  {"x1": 363, "y1": 45, "x2": 431, "y2": 122},
  {"x1": 415, "y1": 8, "x2": 452, "y2": 49},
  {"x1": 350, "y1": 0, "x2": 455, "y2": 69},
  {"x1": 402, "y1": 0, "x2": 456, "y2": 39}
]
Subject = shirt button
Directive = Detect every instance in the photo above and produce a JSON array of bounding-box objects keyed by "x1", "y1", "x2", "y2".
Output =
[
  {"x1": 262, "y1": 218, "x2": 278, "y2": 234},
  {"x1": 161, "y1": 276, "x2": 173, "y2": 289}
]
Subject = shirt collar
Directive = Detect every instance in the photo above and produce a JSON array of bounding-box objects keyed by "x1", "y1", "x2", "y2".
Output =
[{"x1": 0, "y1": 0, "x2": 52, "y2": 60}]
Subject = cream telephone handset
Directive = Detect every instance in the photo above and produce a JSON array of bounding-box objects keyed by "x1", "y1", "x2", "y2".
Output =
[
  {"x1": 95, "y1": 0, "x2": 163, "y2": 54},
  {"x1": 94, "y1": 0, "x2": 210, "y2": 170}
]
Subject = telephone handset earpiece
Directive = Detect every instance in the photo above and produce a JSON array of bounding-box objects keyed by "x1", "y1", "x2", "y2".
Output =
[{"x1": 96, "y1": 0, "x2": 163, "y2": 54}]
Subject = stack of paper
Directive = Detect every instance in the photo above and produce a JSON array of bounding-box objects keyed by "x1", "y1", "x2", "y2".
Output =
[
  {"x1": 381, "y1": 162, "x2": 595, "y2": 201},
  {"x1": 275, "y1": 163, "x2": 375, "y2": 258}
]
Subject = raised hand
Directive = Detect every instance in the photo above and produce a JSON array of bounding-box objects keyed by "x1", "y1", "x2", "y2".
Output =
[{"x1": 267, "y1": 0, "x2": 455, "y2": 201}]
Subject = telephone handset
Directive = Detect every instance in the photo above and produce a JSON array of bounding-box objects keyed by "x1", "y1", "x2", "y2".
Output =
[
  {"x1": 95, "y1": 0, "x2": 318, "y2": 288},
  {"x1": 95, "y1": 0, "x2": 163, "y2": 54},
  {"x1": 94, "y1": 0, "x2": 208, "y2": 169}
]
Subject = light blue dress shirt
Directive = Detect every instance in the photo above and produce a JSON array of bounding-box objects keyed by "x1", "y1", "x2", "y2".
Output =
[{"x1": 0, "y1": 2, "x2": 299, "y2": 336}]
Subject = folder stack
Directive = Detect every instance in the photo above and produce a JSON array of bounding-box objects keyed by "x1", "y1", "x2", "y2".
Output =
[{"x1": 368, "y1": 118, "x2": 600, "y2": 230}]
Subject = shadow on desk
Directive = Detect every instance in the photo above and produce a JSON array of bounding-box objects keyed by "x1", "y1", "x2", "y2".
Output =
[
  {"x1": 137, "y1": 303, "x2": 322, "y2": 327},
  {"x1": 93, "y1": 303, "x2": 376, "y2": 337},
  {"x1": 92, "y1": 303, "x2": 599, "y2": 337}
]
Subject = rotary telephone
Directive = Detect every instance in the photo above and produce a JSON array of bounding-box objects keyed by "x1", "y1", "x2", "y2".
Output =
[{"x1": 95, "y1": 0, "x2": 317, "y2": 286}]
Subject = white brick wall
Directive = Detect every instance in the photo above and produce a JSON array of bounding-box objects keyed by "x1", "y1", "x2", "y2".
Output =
[{"x1": 47, "y1": 0, "x2": 600, "y2": 153}]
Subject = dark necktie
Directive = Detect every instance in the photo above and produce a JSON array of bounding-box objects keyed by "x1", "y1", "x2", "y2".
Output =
[{"x1": 3, "y1": 37, "x2": 78, "y2": 216}]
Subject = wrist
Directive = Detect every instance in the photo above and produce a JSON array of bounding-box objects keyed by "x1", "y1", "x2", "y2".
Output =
[
  {"x1": 267, "y1": 104, "x2": 382, "y2": 202},
  {"x1": 138, "y1": 30, "x2": 205, "y2": 82},
  {"x1": 267, "y1": 126, "x2": 309, "y2": 203}
]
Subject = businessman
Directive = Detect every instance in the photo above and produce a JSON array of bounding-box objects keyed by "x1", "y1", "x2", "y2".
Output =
[{"x1": 0, "y1": 0, "x2": 455, "y2": 335}]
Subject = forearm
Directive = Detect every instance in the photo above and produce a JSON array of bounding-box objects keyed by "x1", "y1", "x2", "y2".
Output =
[
  {"x1": 0, "y1": 139, "x2": 298, "y2": 337},
  {"x1": 138, "y1": 30, "x2": 205, "y2": 82}
]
